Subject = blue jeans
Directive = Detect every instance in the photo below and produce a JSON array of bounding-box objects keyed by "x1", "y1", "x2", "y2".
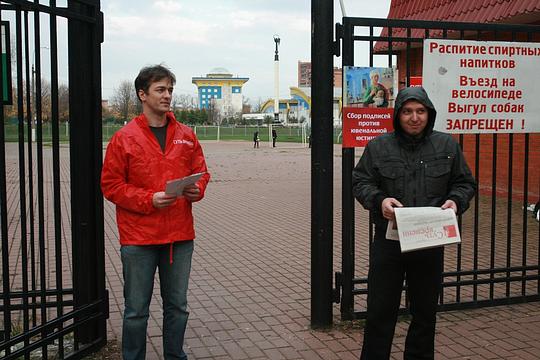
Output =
[{"x1": 121, "y1": 241, "x2": 194, "y2": 360}]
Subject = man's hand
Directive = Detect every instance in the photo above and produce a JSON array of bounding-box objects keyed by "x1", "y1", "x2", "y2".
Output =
[
  {"x1": 153, "y1": 192, "x2": 177, "y2": 209},
  {"x1": 381, "y1": 197, "x2": 403, "y2": 221},
  {"x1": 182, "y1": 184, "x2": 201, "y2": 201},
  {"x1": 441, "y1": 199, "x2": 458, "y2": 214}
]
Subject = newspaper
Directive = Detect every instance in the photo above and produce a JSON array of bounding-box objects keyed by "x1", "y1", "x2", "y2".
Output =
[
  {"x1": 393, "y1": 207, "x2": 461, "y2": 252},
  {"x1": 385, "y1": 220, "x2": 400, "y2": 241},
  {"x1": 164, "y1": 172, "x2": 205, "y2": 197}
]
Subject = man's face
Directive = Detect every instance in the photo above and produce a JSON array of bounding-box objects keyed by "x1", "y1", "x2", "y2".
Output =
[
  {"x1": 398, "y1": 100, "x2": 428, "y2": 137},
  {"x1": 138, "y1": 78, "x2": 173, "y2": 115}
]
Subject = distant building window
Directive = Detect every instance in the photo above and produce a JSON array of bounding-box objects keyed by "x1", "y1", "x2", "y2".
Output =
[
  {"x1": 232, "y1": 86, "x2": 241, "y2": 93},
  {"x1": 214, "y1": 95, "x2": 217, "y2": 98},
  {"x1": 214, "y1": 89, "x2": 217, "y2": 93},
  {"x1": 202, "y1": 89, "x2": 206, "y2": 93},
  {"x1": 202, "y1": 94, "x2": 206, "y2": 98},
  {"x1": 202, "y1": 100, "x2": 206, "y2": 104}
]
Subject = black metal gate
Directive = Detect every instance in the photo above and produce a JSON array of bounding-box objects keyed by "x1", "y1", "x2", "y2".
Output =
[
  {"x1": 0, "y1": 1, "x2": 107, "y2": 358},
  {"x1": 337, "y1": 17, "x2": 540, "y2": 320}
]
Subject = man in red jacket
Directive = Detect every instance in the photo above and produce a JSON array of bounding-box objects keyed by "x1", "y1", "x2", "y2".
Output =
[{"x1": 101, "y1": 64, "x2": 210, "y2": 360}]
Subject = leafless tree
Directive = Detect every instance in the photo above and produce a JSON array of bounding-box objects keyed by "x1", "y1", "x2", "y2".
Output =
[
  {"x1": 58, "y1": 84, "x2": 69, "y2": 122},
  {"x1": 111, "y1": 80, "x2": 137, "y2": 122},
  {"x1": 36, "y1": 77, "x2": 51, "y2": 122},
  {"x1": 173, "y1": 94, "x2": 197, "y2": 110},
  {"x1": 207, "y1": 98, "x2": 219, "y2": 125},
  {"x1": 242, "y1": 97, "x2": 251, "y2": 114},
  {"x1": 134, "y1": 97, "x2": 142, "y2": 115},
  {"x1": 250, "y1": 97, "x2": 265, "y2": 113}
]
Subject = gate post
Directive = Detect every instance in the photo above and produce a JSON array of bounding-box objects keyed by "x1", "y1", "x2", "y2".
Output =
[
  {"x1": 311, "y1": 0, "x2": 334, "y2": 328},
  {"x1": 68, "y1": 0, "x2": 107, "y2": 345},
  {"x1": 340, "y1": 17, "x2": 355, "y2": 320}
]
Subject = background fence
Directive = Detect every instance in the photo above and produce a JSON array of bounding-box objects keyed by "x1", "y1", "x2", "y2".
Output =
[{"x1": 3, "y1": 123, "x2": 345, "y2": 144}]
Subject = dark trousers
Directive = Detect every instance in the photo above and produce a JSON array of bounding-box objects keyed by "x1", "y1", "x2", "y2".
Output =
[{"x1": 360, "y1": 238, "x2": 444, "y2": 360}]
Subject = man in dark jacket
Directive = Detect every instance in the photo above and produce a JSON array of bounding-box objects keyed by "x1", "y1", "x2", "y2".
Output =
[{"x1": 352, "y1": 87, "x2": 476, "y2": 359}]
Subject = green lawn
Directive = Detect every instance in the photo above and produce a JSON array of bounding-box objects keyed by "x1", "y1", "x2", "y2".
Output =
[
  {"x1": 192, "y1": 126, "x2": 308, "y2": 143},
  {"x1": 3, "y1": 123, "x2": 343, "y2": 144}
]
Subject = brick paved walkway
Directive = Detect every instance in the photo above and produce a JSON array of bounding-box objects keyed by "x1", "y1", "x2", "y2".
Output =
[
  {"x1": 1, "y1": 140, "x2": 539, "y2": 359},
  {"x1": 100, "y1": 141, "x2": 540, "y2": 360}
]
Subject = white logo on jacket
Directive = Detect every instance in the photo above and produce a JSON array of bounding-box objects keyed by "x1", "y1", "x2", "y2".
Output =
[{"x1": 173, "y1": 139, "x2": 194, "y2": 146}]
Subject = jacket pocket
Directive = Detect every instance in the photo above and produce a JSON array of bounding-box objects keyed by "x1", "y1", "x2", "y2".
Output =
[
  {"x1": 424, "y1": 157, "x2": 452, "y2": 198},
  {"x1": 379, "y1": 165, "x2": 405, "y2": 198}
]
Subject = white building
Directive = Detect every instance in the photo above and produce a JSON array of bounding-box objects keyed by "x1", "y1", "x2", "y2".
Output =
[{"x1": 192, "y1": 68, "x2": 249, "y2": 120}]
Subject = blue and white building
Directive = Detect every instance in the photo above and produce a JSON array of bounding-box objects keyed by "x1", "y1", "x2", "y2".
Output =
[{"x1": 192, "y1": 68, "x2": 249, "y2": 119}]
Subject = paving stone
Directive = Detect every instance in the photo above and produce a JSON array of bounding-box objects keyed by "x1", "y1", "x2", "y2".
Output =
[{"x1": 88, "y1": 141, "x2": 540, "y2": 359}]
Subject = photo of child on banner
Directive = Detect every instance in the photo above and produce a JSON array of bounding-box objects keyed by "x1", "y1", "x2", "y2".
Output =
[{"x1": 342, "y1": 67, "x2": 397, "y2": 148}]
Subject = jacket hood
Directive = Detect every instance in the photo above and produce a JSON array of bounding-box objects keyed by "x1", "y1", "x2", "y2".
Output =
[{"x1": 393, "y1": 86, "x2": 437, "y2": 140}]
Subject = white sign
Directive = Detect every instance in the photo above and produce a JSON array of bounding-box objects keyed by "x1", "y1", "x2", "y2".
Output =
[
  {"x1": 423, "y1": 39, "x2": 540, "y2": 134},
  {"x1": 394, "y1": 207, "x2": 461, "y2": 253}
]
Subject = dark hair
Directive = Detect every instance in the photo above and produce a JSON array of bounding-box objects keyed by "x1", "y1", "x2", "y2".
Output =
[{"x1": 134, "y1": 64, "x2": 176, "y2": 101}]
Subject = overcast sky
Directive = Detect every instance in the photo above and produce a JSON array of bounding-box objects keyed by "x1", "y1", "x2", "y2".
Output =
[{"x1": 101, "y1": 0, "x2": 391, "y2": 103}]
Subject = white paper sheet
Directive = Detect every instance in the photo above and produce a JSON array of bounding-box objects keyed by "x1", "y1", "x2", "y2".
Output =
[
  {"x1": 164, "y1": 172, "x2": 205, "y2": 197},
  {"x1": 394, "y1": 207, "x2": 461, "y2": 252},
  {"x1": 386, "y1": 220, "x2": 400, "y2": 241}
]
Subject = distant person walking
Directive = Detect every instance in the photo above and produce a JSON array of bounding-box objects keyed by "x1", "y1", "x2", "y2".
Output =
[
  {"x1": 272, "y1": 129, "x2": 277, "y2": 147},
  {"x1": 253, "y1": 131, "x2": 260, "y2": 148}
]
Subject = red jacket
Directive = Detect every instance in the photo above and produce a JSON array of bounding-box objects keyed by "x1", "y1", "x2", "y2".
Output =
[{"x1": 101, "y1": 112, "x2": 210, "y2": 245}]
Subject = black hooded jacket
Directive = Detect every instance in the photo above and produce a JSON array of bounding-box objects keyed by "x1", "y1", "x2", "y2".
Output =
[{"x1": 352, "y1": 87, "x2": 476, "y2": 232}]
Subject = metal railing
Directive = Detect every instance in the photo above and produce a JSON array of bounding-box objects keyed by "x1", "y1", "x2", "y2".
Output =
[
  {"x1": 0, "y1": 1, "x2": 107, "y2": 358},
  {"x1": 337, "y1": 17, "x2": 540, "y2": 320}
]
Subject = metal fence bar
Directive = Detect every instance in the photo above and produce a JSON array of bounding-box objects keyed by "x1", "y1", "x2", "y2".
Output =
[
  {"x1": 311, "y1": 0, "x2": 334, "y2": 328},
  {"x1": 489, "y1": 134, "x2": 497, "y2": 300},
  {"x1": 0, "y1": 6, "x2": 12, "y2": 351},
  {"x1": 22, "y1": 10, "x2": 32, "y2": 359},
  {"x1": 506, "y1": 135, "x2": 513, "y2": 297},
  {"x1": 0, "y1": 0, "x2": 107, "y2": 357},
  {"x1": 1, "y1": 298, "x2": 105, "y2": 358},
  {"x1": 15, "y1": 7, "x2": 29, "y2": 354},
  {"x1": 339, "y1": 16, "x2": 355, "y2": 321},
  {"x1": 1, "y1": 1, "x2": 97, "y2": 23},
  {"x1": 32, "y1": 0, "x2": 43, "y2": 335},
  {"x1": 472, "y1": 30, "x2": 482, "y2": 303},
  {"x1": 522, "y1": 135, "x2": 529, "y2": 296},
  {"x1": 347, "y1": 17, "x2": 540, "y2": 33},
  {"x1": 68, "y1": 0, "x2": 107, "y2": 346},
  {"x1": 339, "y1": 17, "x2": 540, "y2": 320},
  {"x1": 49, "y1": 0, "x2": 67, "y2": 355},
  {"x1": 473, "y1": 134, "x2": 480, "y2": 302}
]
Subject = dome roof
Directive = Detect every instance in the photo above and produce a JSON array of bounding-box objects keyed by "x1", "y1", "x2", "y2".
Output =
[{"x1": 208, "y1": 67, "x2": 232, "y2": 77}]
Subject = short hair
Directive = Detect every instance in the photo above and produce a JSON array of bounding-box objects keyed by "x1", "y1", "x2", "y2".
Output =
[{"x1": 134, "y1": 64, "x2": 176, "y2": 101}]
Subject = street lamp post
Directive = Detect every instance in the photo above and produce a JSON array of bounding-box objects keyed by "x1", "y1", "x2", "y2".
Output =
[
  {"x1": 273, "y1": 34, "x2": 280, "y2": 124},
  {"x1": 271, "y1": 34, "x2": 280, "y2": 147}
]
